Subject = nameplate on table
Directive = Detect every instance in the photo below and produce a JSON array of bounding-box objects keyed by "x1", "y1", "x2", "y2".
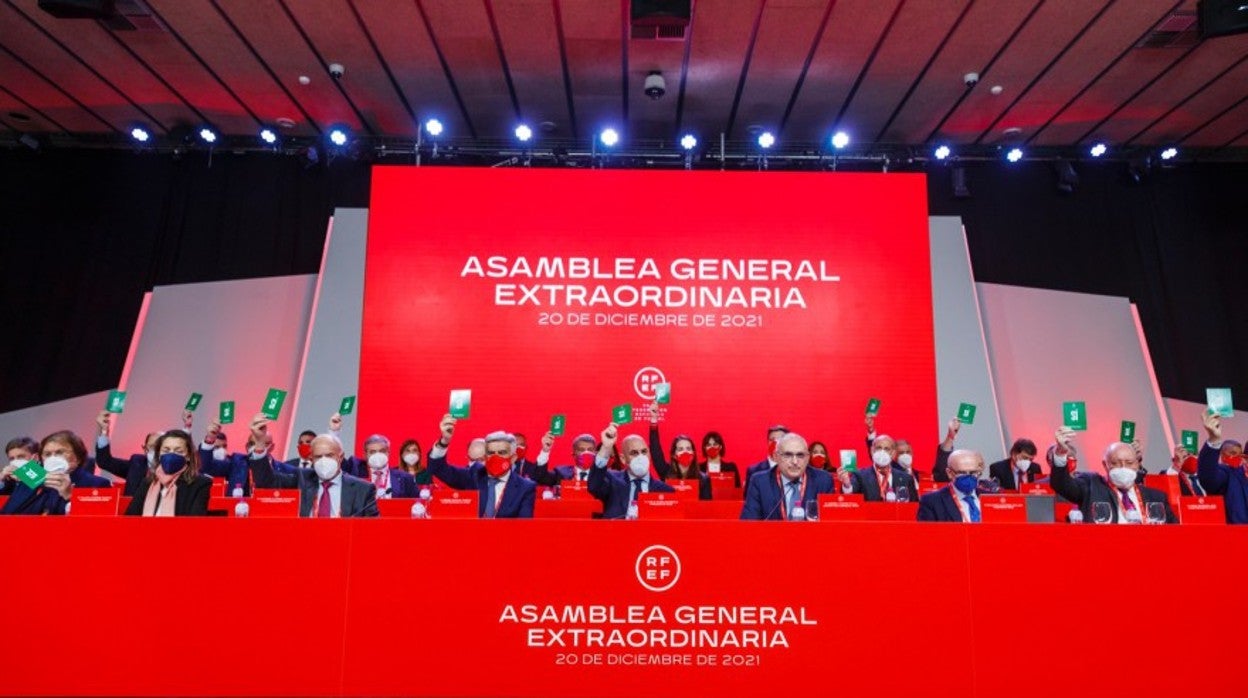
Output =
[
  {"x1": 817, "y1": 494, "x2": 891, "y2": 521},
  {"x1": 665, "y1": 482, "x2": 700, "y2": 501},
  {"x1": 69, "y1": 488, "x2": 118, "y2": 516},
  {"x1": 1019, "y1": 482, "x2": 1054, "y2": 496},
  {"x1": 979, "y1": 495, "x2": 1028, "y2": 523},
  {"x1": 1179, "y1": 496, "x2": 1225, "y2": 525},
  {"x1": 430, "y1": 490, "x2": 479, "y2": 519},
  {"x1": 637, "y1": 492, "x2": 685, "y2": 519},
  {"x1": 209, "y1": 480, "x2": 226, "y2": 498}
]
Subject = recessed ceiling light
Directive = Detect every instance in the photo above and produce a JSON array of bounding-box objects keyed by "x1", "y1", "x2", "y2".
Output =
[
  {"x1": 276, "y1": 117, "x2": 296, "y2": 129},
  {"x1": 1003, "y1": 127, "x2": 1022, "y2": 136},
  {"x1": 990, "y1": 85, "x2": 1004, "y2": 95}
]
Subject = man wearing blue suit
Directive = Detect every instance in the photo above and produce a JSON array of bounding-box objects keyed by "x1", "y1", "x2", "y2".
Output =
[
  {"x1": 741, "y1": 432, "x2": 834, "y2": 520},
  {"x1": 246, "y1": 414, "x2": 378, "y2": 517},
  {"x1": 918, "y1": 449, "x2": 987, "y2": 522},
  {"x1": 1047, "y1": 427, "x2": 1177, "y2": 524},
  {"x1": 836, "y1": 433, "x2": 918, "y2": 502},
  {"x1": 588, "y1": 423, "x2": 675, "y2": 519},
  {"x1": 92, "y1": 410, "x2": 163, "y2": 497},
  {"x1": 199, "y1": 419, "x2": 252, "y2": 496},
  {"x1": 534, "y1": 432, "x2": 598, "y2": 486},
  {"x1": 1196, "y1": 411, "x2": 1247, "y2": 524},
  {"x1": 355, "y1": 434, "x2": 418, "y2": 499},
  {"x1": 427, "y1": 414, "x2": 535, "y2": 518}
]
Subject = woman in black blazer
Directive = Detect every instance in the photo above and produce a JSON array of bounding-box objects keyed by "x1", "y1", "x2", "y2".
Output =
[{"x1": 125, "y1": 429, "x2": 211, "y2": 517}]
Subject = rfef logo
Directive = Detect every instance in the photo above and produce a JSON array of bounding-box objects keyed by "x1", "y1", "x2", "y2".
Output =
[
  {"x1": 635, "y1": 544, "x2": 681, "y2": 592},
  {"x1": 633, "y1": 366, "x2": 667, "y2": 401}
]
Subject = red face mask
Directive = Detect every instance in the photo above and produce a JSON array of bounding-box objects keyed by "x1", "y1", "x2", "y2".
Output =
[
  {"x1": 1224, "y1": 455, "x2": 1245, "y2": 468},
  {"x1": 810, "y1": 453, "x2": 828, "y2": 468},
  {"x1": 575, "y1": 451, "x2": 596, "y2": 469},
  {"x1": 484, "y1": 454, "x2": 511, "y2": 478},
  {"x1": 705, "y1": 445, "x2": 722, "y2": 460},
  {"x1": 675, "y1": 452, "x2": 694, "y2": 467},
  {"x1": 297, "y1": 443, "x2": 313, "y2": 460},
  {"x1": 768, "y1": 440, "x2": 778, "y2": 458},
  {"x1": 1180, "y1": 456, "x2": 1199, "y2": 474},
  {"x1": 514, "y1": 445, "x2": 527, "y2": 461}
]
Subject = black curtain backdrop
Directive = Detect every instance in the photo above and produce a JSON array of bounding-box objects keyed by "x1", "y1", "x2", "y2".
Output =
[{"x1": 0, "y1": 149, "x2": 1242, "y2": 413}]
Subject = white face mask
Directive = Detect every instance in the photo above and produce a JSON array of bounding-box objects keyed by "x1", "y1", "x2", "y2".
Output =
[
  {"x1": 9, "y1": 458, "x2": 28, "y2": 469},
  {"x1": 43, "y1": 455, "x2": 70, "y2": 474},
  {"x1": 1017, "y1": 458, "x2": 1032, "y2": 471},
  {"x1": 313, "y1": 457, "x2": 339, "y2": 481},
  {"x1": 872, "y1": 450, "x2": 892, "y2": 468},
  {"x1": 146, "y1": 449, "x2": 156, "y2": 467},
  {"x1": 367, "y1": 452, "x2": 389, "y2": 471},
  {"x1": 212, "y1": 447, "x2": 227, "y2": 462},
  {"x1": 402, "y1": 452, "x2": 419, "y2": 467},
  {"x1": 897, "y1": 453, "x2": 913, "y2": 468},
  {"x1": 1108, "y1": 467, "x2": 1137, "y2": 489},
  {"x1": 628, "y1": 455, "x2": 650, "y2": 479}
]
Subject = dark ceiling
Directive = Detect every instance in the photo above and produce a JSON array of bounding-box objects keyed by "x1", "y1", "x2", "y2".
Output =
[{"x1": 1, "y1": 0, "x2": 1246, "y2": 159}]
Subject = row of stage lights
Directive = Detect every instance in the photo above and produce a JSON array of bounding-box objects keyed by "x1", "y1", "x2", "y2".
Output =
[{"x1": 126, "y1": 121, "x2": 1182, "y2": 163}]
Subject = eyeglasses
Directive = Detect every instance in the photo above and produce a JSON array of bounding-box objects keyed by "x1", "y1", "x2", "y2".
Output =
[{"x1": 776, "y1": 451, "x2": 809, "y2": 462}]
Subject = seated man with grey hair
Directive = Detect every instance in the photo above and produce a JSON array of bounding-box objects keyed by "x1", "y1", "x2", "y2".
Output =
[
  {"x1": 247, "y1": 413, "x2": 379, "y2": 517},
  {"x1": 741, "y1": 432, "x2": 834, "y2": 520},
  {"x1": 1047, "y1": 426, "x2": 1176, "y2": 524},
  {"x1": 355, "y1": 433, "x2": 417, "y2": 499},
  {"x1": 427, "y1": 414, "x2": 535, "y2": 518},
  {"x1": 917, "y1": 449, "x2": 986, "y2": 522}
]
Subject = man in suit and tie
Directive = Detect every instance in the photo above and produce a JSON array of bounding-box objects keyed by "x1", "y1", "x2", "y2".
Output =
[
  {"x1": 91, "y1": 410, "x2": 162, "y2": 497},
  {"x1": 427, "y1": 415, "x2": 535, "y2": 518},
  {"x1": 1195, "y1": 411, "x2": 1246, "y2": 523},
  {"x1": 741, "y1": 432, "x2": 834, "y2": 520},
  {"x1": 588, "y1": 423, "x2": 674, "y2": 519},
  {"x1": 355, "y1": 434, "x2": 417, "y2": 499},
  {"x1": 988, "y1": 438, "x2": 1042, "y2": 491},
  {"x1": 741, "y1": 424, "x2": 789, "y2": 500},
  {"x1": 534, "y1": 432, "x2": 598, "y2": 484},
  {"x1": 280, "y1": 430, "x2": 318, "y2": 472},
  {"x1": 1047, "y1": 426, "x2": 1176, "y2": 524},
  {"x1": 1165, "y1": 446, "x2": 1206, "y2": 497},
  {"x1": 837, "y1": 433, "x2": 918, "y2": 501},
  {"x1": 918, "y1": 449, "x2": 986, "y2": 522},
  {"x1": 246, "y1": 414, "x2": 379, "y2": 517}
]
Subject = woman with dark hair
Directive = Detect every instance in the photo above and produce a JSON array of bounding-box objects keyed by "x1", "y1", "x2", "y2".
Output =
[
  {"x1": 699, "y1": 431, "x2": 741, "y2": 487},
  {"x1": 399, "y1": 438, "x2": 432, "y2": 486},
  {"x1": 809, "y1": 441, "x2": 834, "y2": 472},
  {"x1": 647, "y1": 408, "x2": 711, "y2": 500},
  {"x1": 124, "y1": 429, "x2": 211, "y2": 516},
  {"x1": 1, "y1": 430, "x2": 111, "y2": 515}
]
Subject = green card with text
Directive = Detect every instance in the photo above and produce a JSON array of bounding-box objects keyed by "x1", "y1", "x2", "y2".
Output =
[
  {"x1": 1119, "y1": 420, "x2": 1136, "y2": 442},
  {"x1": 957, "y1": 403, "x2": 977, "y2": 424},
  {"x1": 654, "y1": 383, "x2": 671, "y2": 405},
  {"x1": 261, "y1": 388, "x2": 288, "y2": 420},
  {"x1": 839, "y1": 450, "x2": 858, "y2": 471},
  {"x1": 1207, "y1": 387, "x2": 1234, "y2": 418},
  {"x1": 550, "y1": 414, "x2": 566, "y2": 437},
  {"x1": 13, "y1": 461, "x2": 46, "y2": 489},
  {"x1": 612, "y1": 404, "x2": 633, "y2": 425},
  {"x1": 449, "y1": 390, "x2": 472, "y2": 419},
  {"x1": 185, "y1": 392, "x2": 203, "y2": 411},
  {"x1": 219, "y1": 401, "x2": 235, "y2": 424},
  {"x1": 105, "y1": 390, "x2": 127, "y2": 414},
  {"x1": 338, "y1": 396, "x2": 356, "y2": 416},
  {"x1": 865, "y1": 398, "x2": 881, "y2": 415},
  {"x1": 1062, "y1": 401, "x2": 1088, "y2": 431},
  {"x1": 1181, "y1": 430, "x2": 1199, "y2": 451}
]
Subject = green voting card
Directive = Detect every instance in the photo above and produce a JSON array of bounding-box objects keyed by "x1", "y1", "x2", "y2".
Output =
[
  {"x1": 338, "y1": 396, "x2": 356, "y2": 416},
  {"x1": 185, "y1": 392, "x2": 203, "y2": 411},
  {"x1": 1207, "y1": 388, "x2": 1234, "y2": 418},
  {"x1": 550, "y1": 414, "x2": 566, "y2": 437},
  {"x1": 839, "y1": 449, "x2": 858, "y2": 471},
  {"x1": 105, "y1": 389, "x2": 127, "y2": 414},
  {"x1": 612, "y1": 403, "x2": 633, "y2": 425},
  {"x1": 1062, "y1": 401, "x2": 1088, "y2": 431},
  {"x1": 12, "y1": 461, "x2": 46, "y2": 489},
  {"x1": 865, "y1": 397, "x2": 881, "y2": 416},
  {"x1": 1119, "y1": 420, "x2": 1136, "y2": 442},
  {"x1": 1181, "y1": 430, "x2": 1199, "y2": 451},
  {"x1": 261, "y1": 388, "x2": 288, "y2": 420},
  {"x1": 957, "y1": 402, "x2": 977, "y2": 424},
  {"x1": 449, "y1": 390, "x2": 472, "y2": 419},
  {"x1": 654, "y1": 382, "x2": 671, "y2": 405},
  {"x1": 219, "y1": 401, "x2": 235, "y2": 424}
]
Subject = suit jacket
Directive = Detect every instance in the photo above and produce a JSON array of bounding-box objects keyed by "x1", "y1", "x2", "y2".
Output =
[
  {"x1": 588, "y1": 465, "x2": 675, "y2": 519},
  {"x1": 988, "y1": 458, "x2": 1042, "y2": 491},
  {"x1": 553, "y1": 465, "x2": 594, "y2": 484},
  {"x1": 740, "y1": 467, "x2": 834, "y2": 520},
  {"x1": 427, "y1": 455, "x2": 535, "y2": 518},
  {"x1": 1175, "y1": 471, "x2": 1207, "y2": 497},
  {"x1": 0, "y1": 466, "x2": 111, "y2": 516},
  {"x1": 198, "y1": 446, "x2": 251, "y2": 496},
  {"x1": 1049, "y1": 462, "x2": 1177, "y2": 523},
  {"x1": 94, "y1": 442, "x2": 151, "y2": 497},
  {"x1": 741, "y1": 459, "x2": 774, "y2": 499},
  {"x1": 124, "y1": 475, "x2": 212, "y2": 516},
  {"x1": 848, "y1": 466, "x2": 918, "y2": 502},
  {"x1": 932, "y1": 445, "x2": 952, "y2": 482},
  {"x1": 361, "y1": 467, "x2": 418, "y2": 499},
  {"x1": 1196, "y1": 443, "x2": 1248, "y2": 524},
  {"x1": 917, "y1": 486, "x2": 967, "y2": 522},
  {"x1": 249, "y1": 455, "x2": 379, "y2": 517}
]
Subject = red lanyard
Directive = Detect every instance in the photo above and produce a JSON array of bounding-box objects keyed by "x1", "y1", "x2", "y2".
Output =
[
  {"x1": 947, "y1": 487, "x2": 971, "y2": 522},
  {"x1": 775, "y1": 470, "x2": 806, "y2": 519}
]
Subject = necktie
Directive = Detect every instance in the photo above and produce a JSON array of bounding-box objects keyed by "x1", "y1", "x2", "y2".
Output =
[
  {"x1": 373, "y1": 471, "x2": 385, "y2": 488},
  {"x1": 317, "y1": 481, "x2": 333, "y2": 518},
  {"x1": 1017, "y1": 470, "x2": 1027, "y2": 489},
  {"x1": 1120, "y1": 489, "x2": 1136, "y2": 513},
  {"x1": 580, "y1": 471, "x2": 587, "y2": 481},
  {"x1": 1187, "y1": 474, "x2": 1204, "y2": 496},
  {"x1": 630, "y1": 478, "x2": 644, "y2": 501},
  {"x1": 484, "y1": 478, "x2": 500, "y2": 518},
  {"x1": 877, "y1": 473, "x2": 887, "y2": 497},
  {"x1": 786, "y1": 481, "x2": 800, "y2": 515},
  {"x1": 963, "y1": 495, "x2": 981, "y2": 523}
]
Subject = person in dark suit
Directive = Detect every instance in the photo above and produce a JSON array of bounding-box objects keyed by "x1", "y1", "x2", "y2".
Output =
[
  {"x1": 742, "y1": 424, "x2": 789, "y2": 500},
  {"x1": 1, "y1": 430, "x2": 111, "y2": 515},
  {"x1": 536, "y1": 432, "x2": 598, "y2": 485},
  {"x1": 1048, "y1": 427, "x2": 1177, "y2": 524},
  {"x1": 354, "y1": 433, "x2": 417, "y2": 499},
  {"x1": 282, "y1": 429, "x2": 318, "y2": 471},
  {"x1": 1165, "y1": 447, "x2": 1206, "y2": 497},
  {"x1": 918, "y1": 449, "x2": 986, "y2": 522},
  {"x1": 741, "y1": 432, "x2": 835, "y2": 520},
  {"x1": 837, "y1": 433, "x2": 918, "y2": 501},
  {"x1": 988, "y1": 438, "x2": 1042, "y2": 491},
  {"x1": 589, "y1": 423, "x2": 675, "y2": 519},
  {"x1": 427, "y1": 415, "x2": 535, "y2": 518},
  {"x1": 91, "y1": 409, "x2": 164, "y2": 496},
  {"x1": 511, "y1": 432, "x2": 540, "y2": 480},
  {"x1": 1195, "y1": 411, "x2": 1247, "y2": 524},
  {"x1": 246, "y1": 414, "x2": 378, "y2": 517},
  {"x1": 198, "y1": 419, "x2": 252, "y2": 496},
  {"x1": 1, "y1": 436, "x2": 40, "y2": 496},
  {"x1": 646, "y1": 407, "x2": 711, "y2": 500},
  {"x1": 700, "y1": 431, "x2": 741, "y2": 487},
  {"x1": 124, "y1": 429, "x2": 211, "y2": 516}
]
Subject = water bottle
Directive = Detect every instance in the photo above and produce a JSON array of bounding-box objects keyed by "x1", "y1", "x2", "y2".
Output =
[
  {"x1": 626, "y1": 502, "x2": 639, "y2": 520},
  {"x1": 64, "y1": 501, "x2": 72, "y2": 516},
  {"x1": 410, "y1": 501, "x2": 428, "y2": 519},
  {"x1": 1068, "y1": 509, "x2": 1084, "y2": 524},
  {"x1": 884, "y1": 490, "x2": 897, "y2": 503},
  {"x1": 418, "y1": 488, "x2": 432, "y2": 501},
  {"x1": 541, "y1": 490, "x2": 557, "y2": 501},
  {"x1": 231, "y1": 484, "x2": 244, "y2": 498},
  {"x1": 234, "y1": 500, "x2": 250, "y2": 518},
  {"x1": 788, "y1": 506, "x2": 806, "y2": 522}
]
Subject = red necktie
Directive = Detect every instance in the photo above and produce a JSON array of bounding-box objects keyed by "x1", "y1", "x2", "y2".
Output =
[
  {"x1": 373, "y1": 471, "x2": 385, "y2": 488},
  {"x1": 877, "y1": 473, "x2": 887, "y2": 497},
  {"x1": 317, "y1": 481, "x2": 333, "y2": 518}
]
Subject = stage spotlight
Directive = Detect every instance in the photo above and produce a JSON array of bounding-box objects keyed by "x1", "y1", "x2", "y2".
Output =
[
  {"x1": 830, "y1": 131, "x2": 850, "y2": 149},
  {"x1": 1055, "y1": 160, "x2": 1079, "y2": 194},
  {"x1": 933, "y1": 145, "x2": 951, "y2": 160},
  {"x1": 1006, "y1": 147, "x2": 1023, "y2": 163},
  {"x1": 680, "y1": 134, "x2": 697, "y2": 151},
  {"x1": 1089, "y1": 142, "x2": 1107, "y2": 158},
  {"x1": 514, "y1": 124, "x2": 533, "y2": 142},
  {"x1": 425, "y1": 118, "x2": 444, "y2": 137},
  {"x1": 329, "y1": 127, "x2": 349, "y2": 147},
  {"x1": 757, "y1": 131, "x2": 775, "y2": 149},
  {"x1": 198, "y1": 126, "x2": 218, "y2": 145},
  {"x1": 260, "y1": 127, "x2": 278, "y2": 145},
  {"x1": 599, "y1": 128, "x2": 619, "y2": 147},
  {"x1": 130, "y1": 126, "x2": 150, "y2": 143},
  {"x1": 1160, "y1": 146, "x2": 1178, "y2": 160}
]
